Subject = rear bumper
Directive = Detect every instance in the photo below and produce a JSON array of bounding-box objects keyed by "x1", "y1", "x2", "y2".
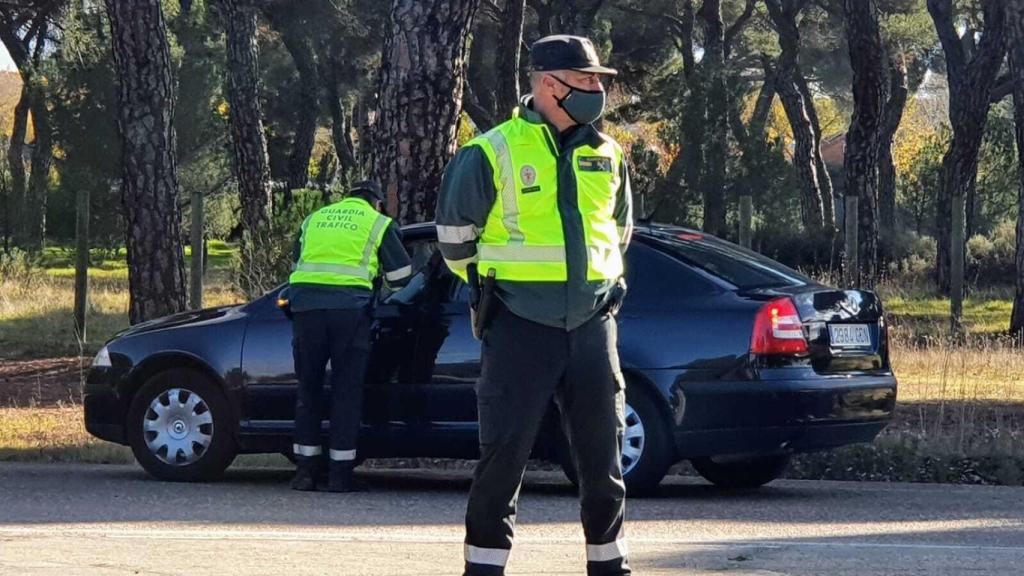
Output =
[
  {"x1": 674, "y1": 421, "x2": 888, "y2": 459},
  {"x1": 669, "y1": 374, "x2": 896, "y2": 459}
]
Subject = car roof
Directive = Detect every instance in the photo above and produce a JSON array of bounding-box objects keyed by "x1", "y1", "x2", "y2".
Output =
[
  {"x1": 401, "y1": 221, "x2": 699, "y2": 239},
  {"x1": 402, "y1": 221, "x2": 811, "y2": 290}
]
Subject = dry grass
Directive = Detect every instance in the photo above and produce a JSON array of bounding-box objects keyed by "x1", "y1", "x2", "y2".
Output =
[
  {"x1": 0, "y1": 404, "x2": 290, "y2": 467},
  {"x1": 893, "y1": 341, "x2": 1024, "y2": 402},
  {"x1": 0, "y1": 406, "x2": 132, "y2": 464},
  {"x1": 0, "y1": 266, "x2": 243, "y2": 359}
]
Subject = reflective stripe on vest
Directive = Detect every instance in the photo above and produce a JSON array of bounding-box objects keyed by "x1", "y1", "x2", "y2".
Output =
[
  {"x1": 289, "y1": 197, "x2": 391, "y2": 289},
  {"x1": 472, "y1": 109, "x2": 624, "y2": 282}
]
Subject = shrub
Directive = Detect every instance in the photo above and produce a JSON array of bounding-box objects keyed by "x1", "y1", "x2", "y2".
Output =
[
  {"x1": 968, "y1": 220, "x2": 1015, "y2": 287},
  {"x1": 752, "y1": 226, "x2": 842, "y2": 276},
  {"x1": 882, "y1": 231, "x2": 936, "y2": 289},
  {"x1": 233, "y1": 188, "x2": 342, "y2": 298},
  {"x1": 0, "y1": 248, "x2": 39, "y2": 283}
]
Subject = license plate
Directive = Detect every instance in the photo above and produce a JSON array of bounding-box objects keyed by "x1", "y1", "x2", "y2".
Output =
[{"x1": 829, "y1": 324, "x2": 872, "y2": 348}]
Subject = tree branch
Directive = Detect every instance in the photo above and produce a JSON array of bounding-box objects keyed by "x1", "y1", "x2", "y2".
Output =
[
  {"x1": 463, "y1": 83, "x2": 495, "y2": 133},
  {"x1": 615, "y1": 4, "x2": 688, "y2": 37},
  {"x1": 478, "y1": 0, "x2": 502, "y2": 22},
  {"x1": 927, "y1": 0, "x2": 966, "y2": 78},
  {"x1": 724, "y1": 0, "x2": 756, "y2": 59},
  {"x1": 615, "y1": 2, "x2": 695, "y2": 76},
  {"x1": 966, "y1": 0, "x2": 1008, "y2": 88},
  {"x1": 991, "y1": 74, "x2": 1014, "y2": 103},
  {"x1": 679, "y1": 0, "x2": 696, "y2": 77}
]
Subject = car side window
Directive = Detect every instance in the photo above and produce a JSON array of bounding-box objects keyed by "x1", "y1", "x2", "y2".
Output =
[
  {"x1": 384, "y1": 239, "x2": 461, "y2": 306},
  {"x1": 627, "y1": 242, "x2": 720, "y2": 306},
  {"x1": 406, "y1": 239, "x2": 440, "y2": 275}
]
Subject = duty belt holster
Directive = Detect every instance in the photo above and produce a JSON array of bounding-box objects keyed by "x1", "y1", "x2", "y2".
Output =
[
  {"x1": 606, "y1": 277, "x2": 628, "y2": 317},
  {"x1": 277, "y1": 288, "x2": 294, "y2": 321},
  {"x1": 467, "y1": 264, "x2": 497, "y2": 341}
]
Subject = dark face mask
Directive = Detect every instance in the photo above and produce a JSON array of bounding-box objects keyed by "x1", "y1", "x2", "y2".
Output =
[{"x1": 551, "y1": 75, "x2": 606, "y2": 125}]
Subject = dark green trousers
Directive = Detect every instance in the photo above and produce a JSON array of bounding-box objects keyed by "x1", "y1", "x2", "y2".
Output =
[{"x1": 463, "y1": 304, "x2": 630, "y2": 576}]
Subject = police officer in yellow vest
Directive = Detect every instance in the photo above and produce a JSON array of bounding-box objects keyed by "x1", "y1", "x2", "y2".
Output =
[
  {"x1": 288, "y1": 181, "x2": 412, "y2": 492},
  {"x1": 436, "y1": 35, "x2": 633, "y2": 575}
]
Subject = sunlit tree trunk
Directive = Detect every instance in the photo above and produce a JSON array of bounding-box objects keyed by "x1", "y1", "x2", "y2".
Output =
[
  {"x1": 106, "y1": 0, "x2": 188, "y2": 323},
  {"x1": 371, "y1": 0, "x2": 480, "y2": 223}
]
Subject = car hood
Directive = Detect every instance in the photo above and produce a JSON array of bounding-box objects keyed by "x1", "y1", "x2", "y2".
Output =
[{"x1": 113, "y1": 304, "x2": 244, "y2": 339}]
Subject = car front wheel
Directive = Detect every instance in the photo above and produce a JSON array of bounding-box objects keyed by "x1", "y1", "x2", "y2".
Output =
[
  {"x1": 127, "y1": 368, "x2": 237, "y2": 481},
  {"x1": 691, "y1": 454, "x2": 791, "y2": 489}
]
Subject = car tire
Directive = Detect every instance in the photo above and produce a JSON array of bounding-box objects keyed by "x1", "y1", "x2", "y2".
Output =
[
  {"x1": 559, "y1": 384, "x2": 674, "y2": 498},
  {"x1": 691, "y1": 454, "x2": 791, "y2": 489},
  {"x1": 127, "y1": 368, "x2": 237, "y2": 482}
]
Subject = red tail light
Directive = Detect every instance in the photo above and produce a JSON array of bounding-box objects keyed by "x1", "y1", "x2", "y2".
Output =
[{"x1": 750, "y1": 297, "x2": 808, "y2": 356}]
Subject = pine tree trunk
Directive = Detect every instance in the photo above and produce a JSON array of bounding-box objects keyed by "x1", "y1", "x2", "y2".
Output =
[
  {"x1": 765, "y1": 0, "x2": 826, "y2": 232},
  {"x1": 797, "y1": 72, "x2": 836, "y2": 230},
  {"x1": 732, "y1": 59, "x2": 775, "y2": 202},
  {"x1": 105, "y1": 0, "x2": 188, "y2": 324},
  {"x1": 274, "y1": 17, "x2": 319, "y2": 193},
  {"x1": 8, "y1": 85, "x2": 28, "y2": 247},
  {"x1": 927, "y1": 0, "x2": 1007, "y2": 294},
  {"x1": 1008, "y1": 0, "x2": 1024, "y2": 338},
  {"x1": 220, "y1": 0, "x2": 275, "y2": 297},
  {"x1": 327, "y1": 81, "x2": 358, "y2": 174},
  {"x1": 372, "y1": 0, "x2": 481, "y2": 224},
  {"x1": 776, "y1": 79, "x2": 826, "y2": 230},
  {"x1": 222, "y1": 0, "x2": 272, "y2": 231},
  {"x1": 190, "y1": 188, "x2": 204, "y2": 310},
  {"x1": 495, "y1": 0, "x2": 526, "y2": 119},
  {"x1": 25, "y1": 86, "x2": 52, "y2": 252},
  {"x1": 843, "y1": 0, "x2": 887, "y2": 288},
  {"x1": 879, "y1": 57, "x2": 909, "y2": 238},
  {"x1": 698, "y1": 0, "x2": 728, "y2": 238}
]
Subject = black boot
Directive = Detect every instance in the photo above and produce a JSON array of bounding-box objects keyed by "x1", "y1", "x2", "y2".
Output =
[
  {"x1": 290, "y1": 457, "x2": 319, "y2": 492},
  {"x1": 326, "y1": 461, "x2": 365, "y2": 493}
]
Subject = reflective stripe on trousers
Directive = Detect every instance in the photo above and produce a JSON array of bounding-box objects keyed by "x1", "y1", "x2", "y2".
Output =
[
  {"x1": 464, "y1": 544, "x2": 510, "y2": 567},
  {"x1": 329, "y1": 449, "x2": 357, "y2": 462},
  {"x1": 587, "y1": 539, "x2": 629, "y2": 562},
  {"x1": 293, "y1": 444, "x2": 322, "y2": 457}
]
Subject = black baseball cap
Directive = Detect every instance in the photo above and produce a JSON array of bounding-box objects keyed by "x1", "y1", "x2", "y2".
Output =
[
  {"x1": 350, "y1": 180, "x2": 384, "y2": 202},
  {"x1": 530, "y1": 35, "x2": 617, "y2": 76}
]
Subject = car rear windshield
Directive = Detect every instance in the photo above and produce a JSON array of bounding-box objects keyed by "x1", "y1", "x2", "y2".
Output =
[{"x1": 644, "y1": 230, "x2": 810, "y2": 290}]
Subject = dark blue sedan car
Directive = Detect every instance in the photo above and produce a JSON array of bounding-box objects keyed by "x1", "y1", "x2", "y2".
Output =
[{"x1": 85, "y1": 223, "x2": 897, "y2": 495}]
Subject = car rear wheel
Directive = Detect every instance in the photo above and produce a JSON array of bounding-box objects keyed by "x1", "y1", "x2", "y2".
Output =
[
  {"x1": 691, "y1": 454, "x2": 791, "y2": 489},
  {"x1": 559, "y1": 384, "x2": 674, "y2": 497},
  {"x1": 127, "y1": 368, "x2": 237, "y2": 481}
]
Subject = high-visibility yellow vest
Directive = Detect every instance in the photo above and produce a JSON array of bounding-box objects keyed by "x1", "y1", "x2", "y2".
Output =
[
  {"x1": 470, "y1": 108, "x2": 625, "y2": 282},
  {"x1": 289, "y1": 197, "x2": 391, "y2": 289}
]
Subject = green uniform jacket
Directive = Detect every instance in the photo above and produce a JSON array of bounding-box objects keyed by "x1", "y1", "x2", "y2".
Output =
[{"x1": 436, "y1": 96, "x2": 633, "y2": 330}]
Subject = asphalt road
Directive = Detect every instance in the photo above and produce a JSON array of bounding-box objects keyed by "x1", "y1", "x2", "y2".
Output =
[{"x1": 1, "y1": 462, "x2": 1022, "y2": 575}]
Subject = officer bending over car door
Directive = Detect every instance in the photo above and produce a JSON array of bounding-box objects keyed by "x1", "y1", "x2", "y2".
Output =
[
  {"x1": 280, "y1": 180, "x2": 412, "y2": 493},
  {"x1": 437, "y1": 34, "x2": 633, "y2": 576}
]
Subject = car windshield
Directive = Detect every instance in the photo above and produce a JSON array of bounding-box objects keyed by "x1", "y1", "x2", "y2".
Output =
[{"x1": 645, "y1": 230, "x2": 810, "y2": 290}]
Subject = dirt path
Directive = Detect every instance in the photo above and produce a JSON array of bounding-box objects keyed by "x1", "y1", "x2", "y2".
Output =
[{"x1": 0, "y1": 357, "x2": 87, "y2": 407}]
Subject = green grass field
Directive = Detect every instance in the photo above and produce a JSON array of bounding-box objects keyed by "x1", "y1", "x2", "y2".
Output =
[{"x1": 884, "y1": 294, "x2": 1014, "y2": 338}]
